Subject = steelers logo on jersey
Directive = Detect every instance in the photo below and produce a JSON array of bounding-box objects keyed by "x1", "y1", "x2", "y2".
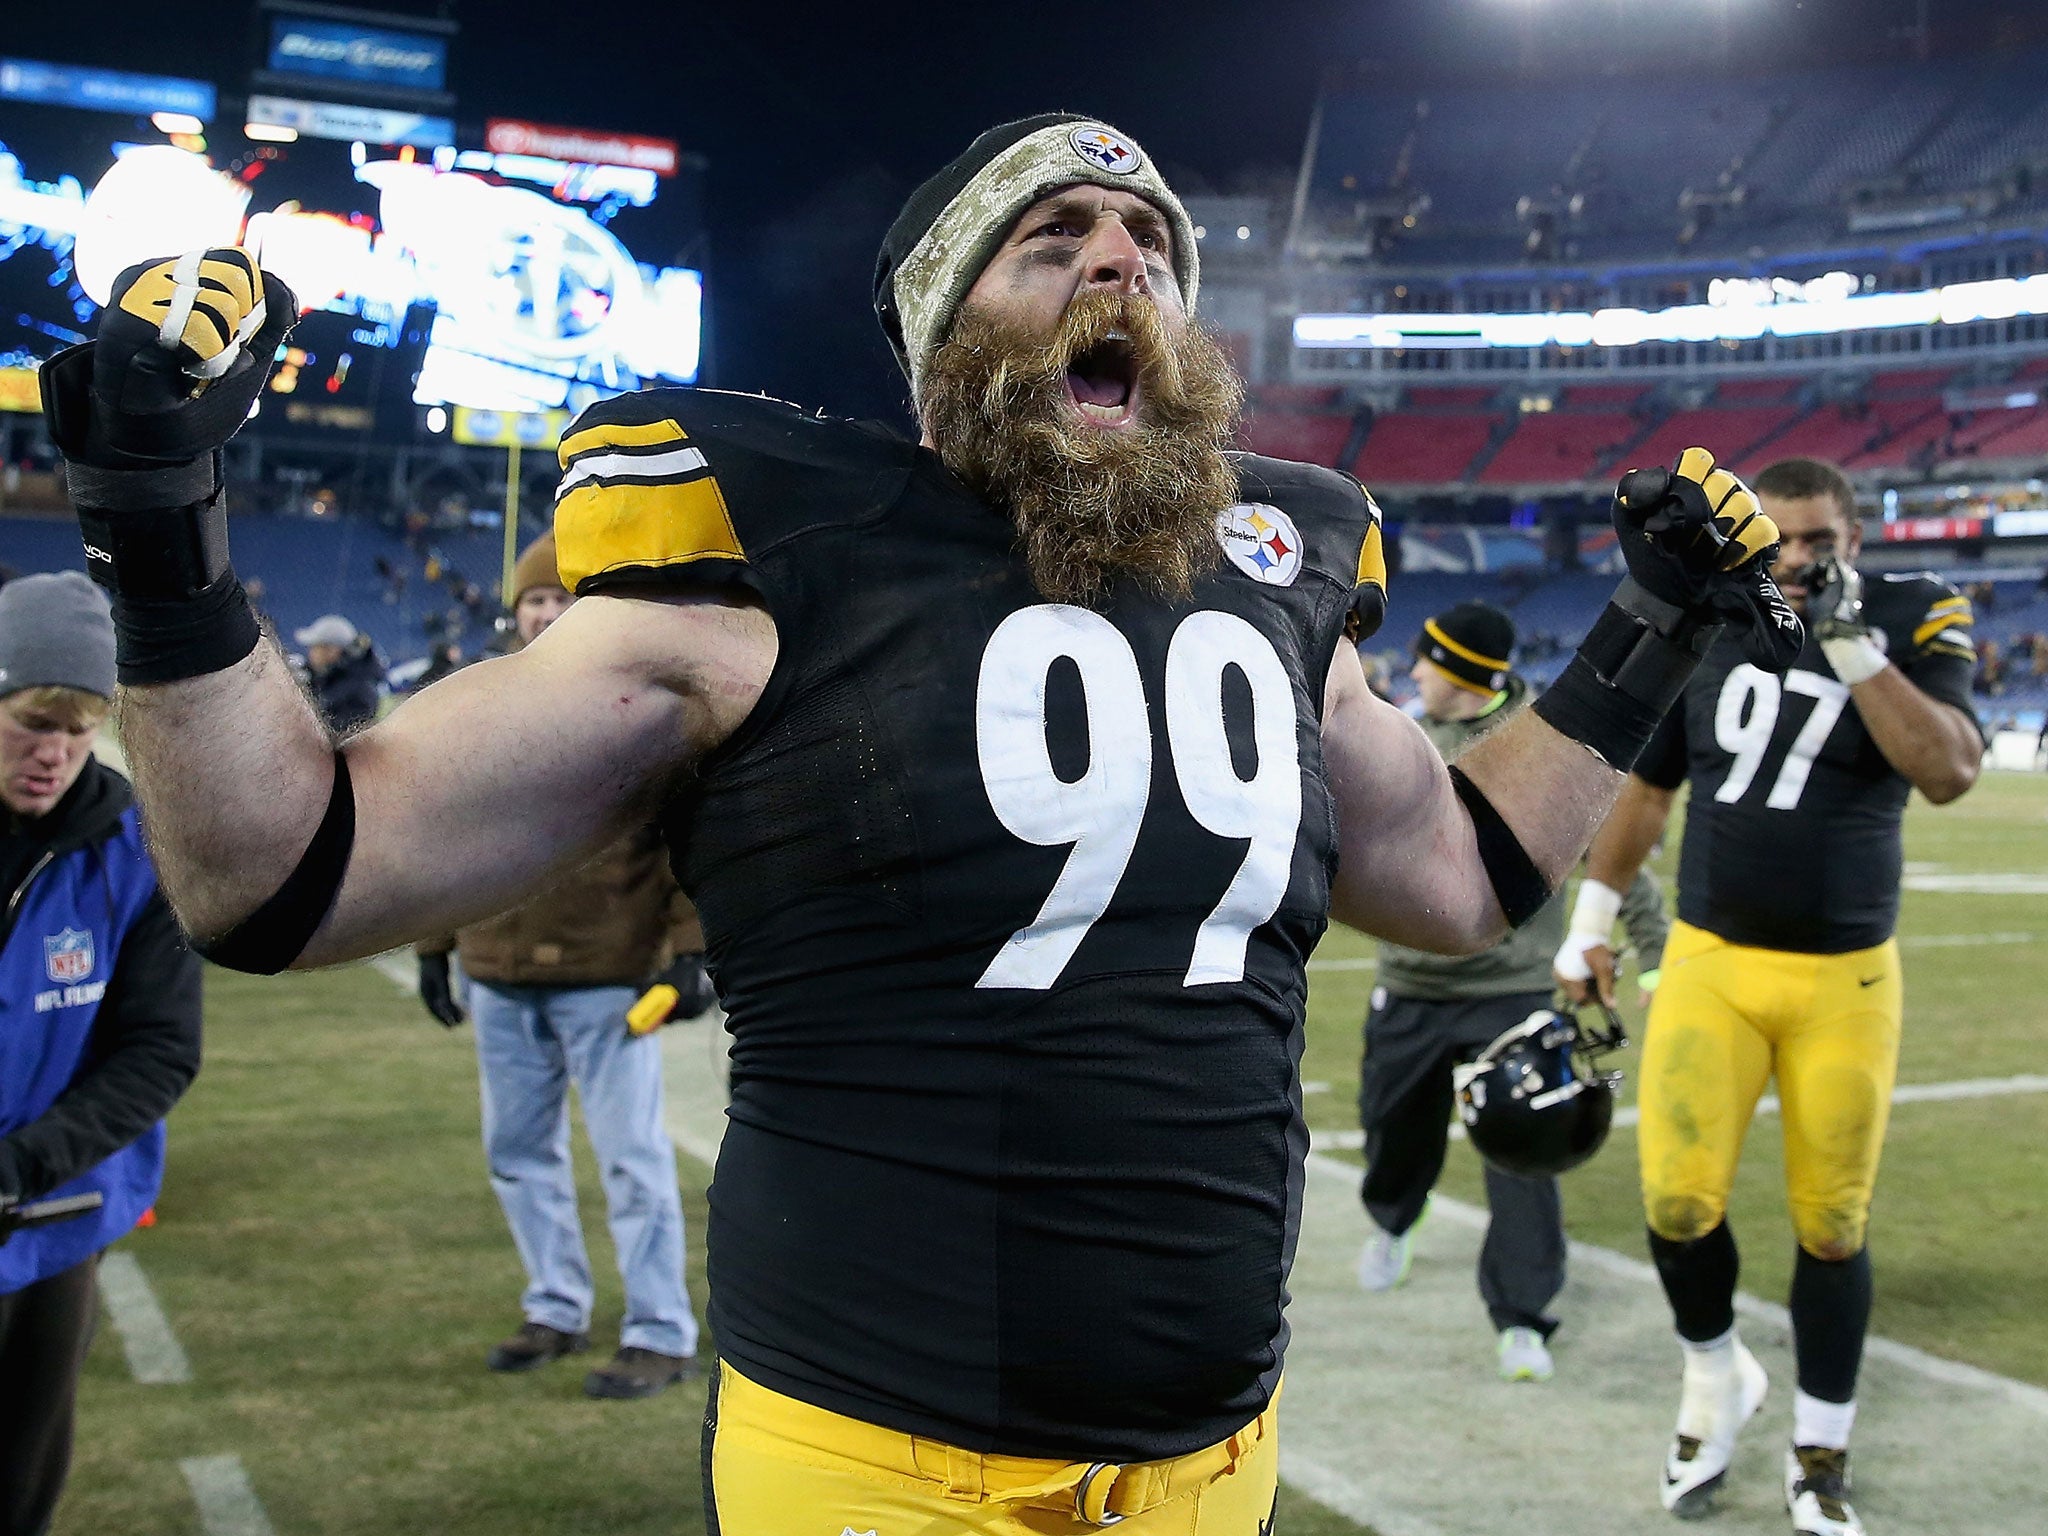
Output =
[
  {"x1": 1217, "y1": 502, "x2": 1303, "y2": 587},
  {"x1": 1070, "y1": 125, "x2": 1141, "y2": 174}
]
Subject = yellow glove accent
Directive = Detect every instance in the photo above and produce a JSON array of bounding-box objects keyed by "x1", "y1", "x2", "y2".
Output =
[{"x1": 1672, "y1": 447, "x2": 1781, "y2": 571}]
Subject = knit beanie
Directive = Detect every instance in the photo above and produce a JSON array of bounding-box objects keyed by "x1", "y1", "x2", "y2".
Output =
[
  {"x1": 874, "y1": 113, "x2": 1200, "y2": 403},
  {"x1": 0, "y1": 571, "x2": 116, "y2": 702},
  {"x1": 1415, "y1": 600, "x2": 1515, "y2": 696},
  {"x1": 512, "y1": 531, "x2": 562, "y2": 604}
]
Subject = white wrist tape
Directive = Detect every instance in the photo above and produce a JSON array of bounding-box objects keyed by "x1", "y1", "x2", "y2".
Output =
[
  {"x1": 1821, "y1": 634, "x2": 1888, "y2": 686},
  {"x1": 1553, "y1": 879, "x2": 1624, "y2": 981}
]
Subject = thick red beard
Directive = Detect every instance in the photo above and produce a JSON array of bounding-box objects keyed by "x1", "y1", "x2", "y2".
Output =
[{"x1": 919, "y1": 290, "x2": 1244, "y2": 608}]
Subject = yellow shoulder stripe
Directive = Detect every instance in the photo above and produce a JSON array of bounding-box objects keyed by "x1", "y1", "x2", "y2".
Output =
[
  {"x1": 1924, "y1": 594, "x2": 1971, "y2": 616},
  {"x1": 1355, "y1": 518, "x2": 1387, "y2": 595},
  {"x1": 555, "y1": 478, "x2": 743, "y2": 593},
  {"x1": 1913, "y1": 612, "x2": 1974, "y2": 647},
  {"x1": 558, "y1": 416, "x2": 689, "y2": 467}
]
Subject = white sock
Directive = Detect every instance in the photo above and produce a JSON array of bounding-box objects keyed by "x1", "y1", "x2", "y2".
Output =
[
  {"x1": 1793, "y1": 1390, "x2": 1856, "y2": 1451},
  {"x1": 1679, "y1": 1326, "x2": 1737, "y2": 1365}
]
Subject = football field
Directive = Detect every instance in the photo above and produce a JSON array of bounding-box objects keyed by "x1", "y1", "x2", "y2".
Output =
[{"x1": 52, "y1": 772, "x2": 2048, "y2": 1535}]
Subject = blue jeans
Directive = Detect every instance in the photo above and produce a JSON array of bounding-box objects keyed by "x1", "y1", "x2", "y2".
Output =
[{"x1": 470, "y1": 981, "x2": 699, "y2": 1358}]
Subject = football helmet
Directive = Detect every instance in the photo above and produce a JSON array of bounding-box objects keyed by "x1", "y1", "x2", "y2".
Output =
[{"x1": 1453, "y1": 1001, "x2": 1629, "y2": 1178}]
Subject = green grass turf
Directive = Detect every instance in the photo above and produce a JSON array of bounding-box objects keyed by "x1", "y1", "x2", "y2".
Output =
[
  {"x1": 1299, "y1": 769, "x2": 2048, "y2": 1386},
  {"x1": 59, "y1": 962, "x2": 1375, "y2": 1535}
]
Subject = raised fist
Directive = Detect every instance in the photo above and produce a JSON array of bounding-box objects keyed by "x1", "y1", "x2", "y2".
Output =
[
  {"x1": 42, "y1": 248, "x2": 298, "y2": 470},
  {"x1": 1613, "y1": 448, "x2": 1803, "y2": 673}
]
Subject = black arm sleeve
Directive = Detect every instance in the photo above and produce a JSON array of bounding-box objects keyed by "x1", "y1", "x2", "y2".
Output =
[
  {"x1": 0, "y1": 892, "x2": 203, "y2": 1199},
  {"x1": 1631, "y1": 698, "x2": 1690, "y2": 789}
]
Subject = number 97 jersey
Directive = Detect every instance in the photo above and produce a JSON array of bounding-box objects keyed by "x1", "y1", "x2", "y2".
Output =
[
  {"x1": 553, "y1": 387, "x2": 1387, "y2": 1462},
  {"x1": 1632, "y1": 572, "x2": 1980, "y2": 955}
]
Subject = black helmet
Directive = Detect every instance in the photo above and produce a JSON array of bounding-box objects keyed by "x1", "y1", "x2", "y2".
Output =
[{"x1": 1452, "y1": 1003, "x2": 1629, "y2": 1178}]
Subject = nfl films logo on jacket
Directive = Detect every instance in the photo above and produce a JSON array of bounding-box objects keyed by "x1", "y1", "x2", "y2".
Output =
[{"x1": 44, "y1": 926, "x2": 95, "y2": 985}]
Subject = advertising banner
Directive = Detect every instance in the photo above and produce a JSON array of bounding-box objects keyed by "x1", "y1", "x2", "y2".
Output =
[
  {"x1": 485, "y1": 118, "x2": 680, "y2": 176},
  {"x1": 452, "y1": 407, "x2": 569, "y2": 449},
  {"x1": 0, "y1": 58, "x2": 215, "y2": 120},
  {"x1": 267, "y1": 17, "x2": 446, "y2": 93},
  {"x1": 247, "y1": 94, "x2": 453, "y2": 148}
]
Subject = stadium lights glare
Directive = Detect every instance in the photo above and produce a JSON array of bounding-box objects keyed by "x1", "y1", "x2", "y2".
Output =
[
  {"x1": 151, "y1": 111, "x2": 205, "y2": 136},
  {"x1": 1294, "y1": 271, "x2": 2048, "y2": 350},
  {"x1": 244, "y1": 121, "x2": 299, "y2": 143}
]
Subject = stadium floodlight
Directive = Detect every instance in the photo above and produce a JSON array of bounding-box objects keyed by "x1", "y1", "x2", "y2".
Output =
[
  {"x1": 151, "y1": 111, "x2": 205, "y2": 136},
  {"x1": 1293, "y1": 270, "x2": 2048, "y2": 350},
  {"x1": 244, "y1": 121, "x2": 299, "y2": 143}
]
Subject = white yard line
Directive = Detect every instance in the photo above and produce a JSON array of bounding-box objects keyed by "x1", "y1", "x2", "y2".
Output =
[
  {"x1": 97, "y1": 1251, "x2": 191, "y2": 1385},
  {"x1": 1311, "y1": 1070, "x2": 2048, "y2": 1151},
  {"x1": 366, "y1": 951, "x2": 416, "y2": 993},
  {"x1": 1299, "y1": 1148, "x2": 2048, "y2": 1418},
  {"x1": 1900, "y1": 930, "x2": 2037, "y2": 947},
  {"x1": 180, "y1": 1455, "x2": 278, "y2": 1536}
]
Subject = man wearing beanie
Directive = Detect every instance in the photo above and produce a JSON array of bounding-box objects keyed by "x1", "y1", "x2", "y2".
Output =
[
  {"x1": 0, "y1": 573, "x2": 202, "y2": 1536},
  {"x1": 1354, "y1": 600, "x2": 1666, "y2": 1385},
  {"x1": 415, "y1": 532, "x2": 710, "y2": 1398},
  {"x1": 63, "y1": 120, "x2": 1792, "y2": 1530}
]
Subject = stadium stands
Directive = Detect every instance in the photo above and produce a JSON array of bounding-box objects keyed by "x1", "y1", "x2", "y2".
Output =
[
  {"x1": 1303, "y1": 45, "x2": 2048, "y2": 260},
  {"x1": 1, "y1": 512, "x2": 512, "y2": 670}
]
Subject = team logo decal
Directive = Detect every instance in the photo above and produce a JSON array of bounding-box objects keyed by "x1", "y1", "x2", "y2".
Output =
[
  {"x1": 1216, "y1": 503, "x2": 1304, "y2": 587},
  {"x1": 1070, "y1": 125, "x2": 1141, "y2": 175},
  {"x1": 44, "y1": 927, "x2": 95, "y2": 985}
]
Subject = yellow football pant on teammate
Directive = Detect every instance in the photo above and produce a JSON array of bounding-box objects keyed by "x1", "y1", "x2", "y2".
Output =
[
  {"x1": 703, "y1": 1363, "x2": 1281, "y2": 1533},
  {"x1": 1638, "y1": 920, "x2": 1902, "y2": 1260}
]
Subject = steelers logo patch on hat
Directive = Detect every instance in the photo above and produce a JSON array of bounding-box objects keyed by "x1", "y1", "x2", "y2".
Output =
[
  {"x1": 1216, "y1": 503, "x2": 1303, "y2": 587},
  {"x1": 1070, "y1": 125, "x2": 1141, "y2": 174}
]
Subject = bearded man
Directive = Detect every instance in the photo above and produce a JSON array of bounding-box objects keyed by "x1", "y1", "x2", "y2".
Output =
[{"x1": 43, "y1": 117, "x2": 1796, "y2": 1533}]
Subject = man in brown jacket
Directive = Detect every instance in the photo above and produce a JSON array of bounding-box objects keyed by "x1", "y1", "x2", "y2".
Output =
[{"x1": 416, "y1": 533, "x2": 712, "y2": 1399}]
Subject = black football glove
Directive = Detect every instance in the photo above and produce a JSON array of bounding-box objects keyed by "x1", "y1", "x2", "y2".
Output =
[
  {"x1": 653, "y1": 953, "x2": 718, "y2": 1022},
  {"x1": 1613, "y1": 448, "x2": 1803, "y2": 673},
  {"x1": 418, "y1": 952, "x2": 467, "y2": 1029},
  {"x1": 42, "y1": 249, "x2": 297, "y2": 471},
  {"x1": 1806, "y1": 556, "x2": 1869, "y2": 642}
]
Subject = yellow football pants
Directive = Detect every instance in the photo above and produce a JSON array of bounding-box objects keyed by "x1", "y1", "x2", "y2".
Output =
[
  {"x1": 703, "y1": 1362, "x2": 1281, "y2": 1534},
  {"x1": 1638, "y1": 920, "x2": 1902, "y2": 1260}
]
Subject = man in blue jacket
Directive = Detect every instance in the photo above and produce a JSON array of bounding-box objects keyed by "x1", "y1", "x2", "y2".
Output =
[{"x1": 0, "y1": 571, "x2": 202, "y2": 1536}]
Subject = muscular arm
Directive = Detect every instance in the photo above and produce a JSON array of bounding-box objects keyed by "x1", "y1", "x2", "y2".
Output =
[
  {"x1": 1585, "y1": 773, "x2": 1676, "y2": 892},
  {"x1": 1322, "y1": 645, "x2": 1624, "y2": 952},
  {"x1": 117, "y1": 593, "x2": 775, "y2": 967},
  {"x1": 1844, "y1": 665, "x2": 1980, "y2": 804}
]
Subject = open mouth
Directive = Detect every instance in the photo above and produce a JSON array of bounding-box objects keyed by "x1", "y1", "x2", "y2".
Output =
[{"x1": 1064, "y1": 331, "x2": 1138, "y2": 426}]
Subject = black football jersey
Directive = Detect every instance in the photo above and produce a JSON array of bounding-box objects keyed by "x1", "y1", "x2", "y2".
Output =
[
  {"x1": 1632, "y1": 573, "x2": 1978, "y2": 954},
  {"x1": 552, "y1": 388, "x2": 1387, "y2": 1459}
]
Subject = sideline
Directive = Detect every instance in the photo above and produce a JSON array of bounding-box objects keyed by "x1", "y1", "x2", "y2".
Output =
[
  {"x1": 97, "y1": 1251, "x2": 192, "y2": 1385},
  {"x1": 1302, "y1": 1150, "x2": 2048, "y2": 1418},
  {"x1": 180, "y1": 1454, "x2": 278, "y2": 1536}
]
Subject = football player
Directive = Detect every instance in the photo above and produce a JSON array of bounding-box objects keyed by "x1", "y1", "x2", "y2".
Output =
[
  {"x1": 44, "y1": 123, "x2": 1793, "y2": 1533},
  {"x1": 1555, "y1": 457, "x2": 1981, "y2": 1536}
]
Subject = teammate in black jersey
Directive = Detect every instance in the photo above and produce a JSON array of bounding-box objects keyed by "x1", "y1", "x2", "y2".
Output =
[
  {"x1": 1556, "y1": 457, "x2": 1981, "y2": 1536},
  {"x1": 50, "y1": 122, "x2": 1794, "y2": 1533}
]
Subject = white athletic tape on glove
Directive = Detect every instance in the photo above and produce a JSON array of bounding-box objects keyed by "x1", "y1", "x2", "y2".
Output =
[
  {"x1": 156, "y1": 250, "x2": 206, "y2": 357},
  {"x1": 1553, "y1": 878, "x2": 1624, "y2": 982},
  {"x1": 1821, "y1": 633, "x2": 1888, "y2": 685}
]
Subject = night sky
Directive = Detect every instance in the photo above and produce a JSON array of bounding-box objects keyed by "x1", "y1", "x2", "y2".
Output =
[{"x1": 9, "y1": 0, "x2": 2042, "y2": 426}]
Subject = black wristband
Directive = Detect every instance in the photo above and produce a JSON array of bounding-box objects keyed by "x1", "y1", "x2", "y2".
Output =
[
  {"x1": 191, "y1": 752, "x2": 356, "y2": 975},
  {"x1": 110, "y1": 572, "x2": 263, "y2": 686},
  {"x1": 1532, "y1": 601, "x2": 1716, "y2": 769},
  {"x1": 1445, "y1": 765, "x2": 1553, "y2": 929}
]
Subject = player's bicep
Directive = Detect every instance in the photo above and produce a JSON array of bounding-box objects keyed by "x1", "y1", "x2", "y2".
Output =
[
  {"x1": 298, "y1": 593, "x2": 773, "y2": 966},
  {"x1": 1321, "y1": 646, "x2": 1497, "y2": 950}
]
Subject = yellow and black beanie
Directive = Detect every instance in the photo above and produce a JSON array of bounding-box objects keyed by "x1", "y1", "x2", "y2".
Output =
[
  {"x1": 873, "y1": 113, "x2": 1200, "y2": 404},
  {"x1": 1416, "y1": 600, "x2": 1515, "y2": 696}
]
